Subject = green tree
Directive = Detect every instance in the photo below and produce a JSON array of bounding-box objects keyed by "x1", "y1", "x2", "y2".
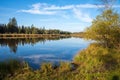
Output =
[
  {"x1": 21, "y1": 25, "x2": 25, "y2": 33},
  {"x1": 85, "y1": 9, "x2": 120, "y2": 48},
  {"x1": 7, "y1": 17, "x2": 18, "y2": 33},
  {"x1": 31, "y1": 24, "x2": 37, "y2": 34},
  {"x1": 0, "y1": 24, "x2": 4, "y2": 33},
  {"x1": 18, "y1": 26, "x2": 21, "y2": 33}
]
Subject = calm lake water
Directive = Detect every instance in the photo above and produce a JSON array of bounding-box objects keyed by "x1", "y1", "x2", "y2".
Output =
[{"x1": 0, "y1": 37, "x2": 90, "y2": 69}]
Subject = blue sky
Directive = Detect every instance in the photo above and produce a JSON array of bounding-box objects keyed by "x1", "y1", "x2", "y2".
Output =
[{"x1": 0, "y1": 0, "x2": 120, "y2": 32}]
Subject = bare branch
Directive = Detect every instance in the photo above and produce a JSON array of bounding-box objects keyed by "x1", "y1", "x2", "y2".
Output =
[{"x1": 96, "y1": 0, "x2": 116, "y2": 10}]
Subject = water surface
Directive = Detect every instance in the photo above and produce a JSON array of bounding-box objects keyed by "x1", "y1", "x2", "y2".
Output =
[{"x1": 0, "y1": 37, "x2": 90, "y2": 69}]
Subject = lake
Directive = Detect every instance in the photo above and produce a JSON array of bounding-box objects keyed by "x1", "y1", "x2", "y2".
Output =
[{"x1": 0, "y1": 37, "x2": 90, "y2": 69}]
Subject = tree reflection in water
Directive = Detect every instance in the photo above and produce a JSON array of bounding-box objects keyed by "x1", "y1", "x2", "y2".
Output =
[{"x1": 0, "y1": 36, "x2": 71, "y2": 53}]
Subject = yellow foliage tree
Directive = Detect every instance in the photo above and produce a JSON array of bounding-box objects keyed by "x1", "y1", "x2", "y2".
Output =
[{"x1": 85, "y1": 9, "x2": 120, "y2": 48}]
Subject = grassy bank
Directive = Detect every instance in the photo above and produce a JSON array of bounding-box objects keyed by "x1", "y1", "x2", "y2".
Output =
[
  {"x1": 1, "y1": 43, "x2": 120, "y2": 80},
  {"x1": 73, "y1": 43, "x2": 120, "y2": 80},
  {"x1": 71, "y1": 32, "x2": 85, "y2": 38},
  {"x1": 0, "y1": 34, "x2": 71, "y2": 38}
]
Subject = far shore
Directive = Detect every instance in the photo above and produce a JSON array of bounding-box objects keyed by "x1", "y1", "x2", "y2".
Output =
[{"x1": 0, "y1": 34, "x2": 71, "y2": 38}]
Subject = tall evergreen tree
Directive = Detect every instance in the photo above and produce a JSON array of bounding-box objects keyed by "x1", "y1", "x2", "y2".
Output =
[{"x1": 7, "y1": 17, "x2": 18, "y2": 33}]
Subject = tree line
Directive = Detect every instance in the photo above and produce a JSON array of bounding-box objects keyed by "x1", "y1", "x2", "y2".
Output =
[{"x1": 0, "y1": 17, "x2": 71, "y2": 34}]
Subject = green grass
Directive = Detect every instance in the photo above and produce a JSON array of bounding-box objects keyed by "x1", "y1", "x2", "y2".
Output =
[
  {"x1": 1, "y1": 43, "x2": 120, "y2": 80},
  {"x1": 0, "y1": 59, "x2": 30, "y2": 80}
]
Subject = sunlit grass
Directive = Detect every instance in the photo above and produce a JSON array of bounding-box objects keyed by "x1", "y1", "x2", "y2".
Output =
[{"x1": 74, "y1": 43, "x2": 120, "y2": 80}]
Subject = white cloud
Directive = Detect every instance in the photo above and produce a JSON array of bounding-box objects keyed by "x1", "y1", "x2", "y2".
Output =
[
  {"x1": 44, "y1": 5, "x2": 74, "y2": 10},
  {"x1": 76, "y1": 4, "x2": 120, "y2": 8},
  {"x1": 23, "y1": 54, "x2": 55, "y2": 59},
  {"x1": 73, "y1": 8, "x2": 92, "y2": 22},
  {"x1": 19, "y1": 3, "x2": 57, "y2": 15},
  {"x1": 18, "y1": 3, "x2": 93, "y2": 21},
  {"x1": 18, "y1": 3, "x2": 120, "y2": 23},
  {"x1": 18, "y1": 3, "x2": 120, "y2": 14},
  {"x1": 20, "y1": 9, "x2": 56, "y2": 15},
  {"x1": 76, "y1": 4, "x2": 102, "y2": 8},
  {"x1": 43, "y1": 58, "x2": 70, "y2": 62},
  {"x1": 32, "y1": 3, "x2": 41, "y2": 10},
  {"x1": 43, "y1": 4, "x2": 120, "y2": 10},
  {"x1": 44, "y1": 4, "x2": 98, "y2": 10}
]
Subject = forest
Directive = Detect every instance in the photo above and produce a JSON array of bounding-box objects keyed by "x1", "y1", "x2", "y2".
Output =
[{"x1": 0, "y1": 17, "x2": 71, "y2": 34}]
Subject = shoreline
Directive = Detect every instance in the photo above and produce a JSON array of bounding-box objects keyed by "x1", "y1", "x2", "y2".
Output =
[{"x1": 0, "y1": 34, "x2": 71, "y2": 38}]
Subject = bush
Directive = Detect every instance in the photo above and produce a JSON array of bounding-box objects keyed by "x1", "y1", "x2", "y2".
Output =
[{"x1": 74, "y1": 43, "x2": 120, "y2": 80}]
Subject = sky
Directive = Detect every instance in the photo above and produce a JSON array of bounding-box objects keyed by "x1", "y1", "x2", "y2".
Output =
[{"x1": 0, "y1": 0, "x2": 120, "y2": 32}]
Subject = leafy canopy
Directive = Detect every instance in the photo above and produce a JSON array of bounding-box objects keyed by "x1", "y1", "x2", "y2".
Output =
[{"x1": 85, "y1": 9, "x2": 120, "y2": 48}]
